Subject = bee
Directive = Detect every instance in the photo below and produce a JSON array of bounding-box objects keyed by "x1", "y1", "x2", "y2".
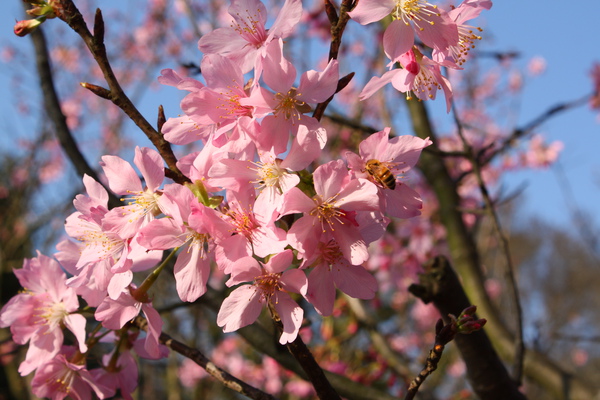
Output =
[{"x1": 365, "y1": 159, "x2": 396, "y2": 190}]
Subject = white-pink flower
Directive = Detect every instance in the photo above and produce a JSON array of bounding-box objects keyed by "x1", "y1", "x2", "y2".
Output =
[
  {"x1": 217, "y1": 250, "x2": 307, "y2": 344},
  {"x1": 348, "y1": 0, "x2": 459, "y2": 62},
  {"x1": 345, "y1": 128, "x2": 432, "y2": 219},
  {"x1": 198, "y1": 0, "x2": 303, "y2": 76},
  {"x1": 279, "y1": 160, "x2": 380, "y2": 265},
  {"x1": 95, "y1": 287, "x2": 163, "y2": 359},
  {"x1": 31, "y1": 348, "x2": 112, "y2": 400},
  {"x1": 0, "y1": 252, "x2": 87, "y2": 376},
  {"x1": 100, "y1": 146, "x2": 167, "y2": 239}
]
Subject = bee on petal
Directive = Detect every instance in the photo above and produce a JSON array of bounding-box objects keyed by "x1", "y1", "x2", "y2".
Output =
[{"x1": 365, "y1": 159, "x2": 396, "y2": 190}]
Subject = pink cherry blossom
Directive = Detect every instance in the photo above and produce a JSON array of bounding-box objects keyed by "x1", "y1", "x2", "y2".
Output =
[
  {"x1": 360, "y1": 47, "x2": 454, "y2": 112},
  {"x1": 31, "y1": 349, "x2": 113, "y2": 400},
  {"x1": 0, "y1": 252, "x2": 87, "y2": 376},
  {"x1": 90, "y1": 351, "x2": 138, "y2": 400},
  {"x1": 198, "y1": 0, "x2": 302, "y2": 75},
  {"x1": 100, "y1": 146, "x2": 167, "y2": 239},
  {"x1": 433, "y1": 0, "x2": 493, "y2": 67},
  {"x1": 243, "y1": 40, "x2": 339, "y2": 153},
  {"x1": 95, "y1": 287, "x2": 163, "y2": 359},
  {"x1": 209, "y1": 189, "x2": 288, "y2": 272},
  {"x1": 217, "y1": 250, "x2": 307, "y2": 344},
  {"x1": 303, "y1": 239, "x2": 378, "y2": 316},
  {"x1": 345, "y1": 128, "x2": 432, "y2": 218},
  {"x1": 138, "y1": 188, "x2": 231, "y2": 302},
  {"x1": 279, "y1": 160, "x2": 381, "y2": 265},
  {"x1": 349, "y1": 0, "x2": 459, "y2": 62}
]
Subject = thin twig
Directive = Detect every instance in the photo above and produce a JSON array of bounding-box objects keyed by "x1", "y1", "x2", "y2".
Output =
[
  {"x1": 479, "y1": 95, "x2": 590, "y2": 168},
  {"x1": 404, "y1": 320, "x2": 450, "y2": 400},
  {"x1": 408, "y1": 256, "x2": 527, "y2": 400},
  {"x1": 51, "y1": 1, "x2": 189, "y2": 184},
  {"x1": 312, "y1": 0, "x2": 356, "y2": 121},
  {"x1": 133, "y1": 317, "x2": 279, "y2": 400}
]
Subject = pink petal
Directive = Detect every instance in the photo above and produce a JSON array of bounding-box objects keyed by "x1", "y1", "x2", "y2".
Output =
[
  {"x1": 134, "y1": 147, "x2": 164, "y2": 192},
  {"x1": 347, "y1": 0, "x2": 394, "y2": 25},
  {"x1": 384, "y1": 183, "x2": 423, "y2": 218},
  {"x1": 359, "y1": 69, "x2": 399, "y2": 100},
  {"x1": 217, "y1": 285, "x2": 262, "y2": 332},
  {"x1": 198, "y1": 27, "x2": 247, "y2": 55},
  {"x1": 100, "y1": 155, "x2": 142, "y2": 194},
  {"x1": 306, "y1": 264, "x2": 335, "y2": 316},
  {"x1": 383, "y1": 20, "x2": 414, "y2": 63},
  {"x1": 262, "y1": 39, "x2": 296, "y2": 92},
  {"x1": 273, "y1": 293, "x2": 303, "y2": 344},
  {"x1": 174, "y1": 244, "x2": 210, "y2": 302},
  {"x1": 298, "y1": 59, "x2": 339, "y2": 104},
  {"x1": 332, "y1": 264, "x2": 378, "y2": 299}
]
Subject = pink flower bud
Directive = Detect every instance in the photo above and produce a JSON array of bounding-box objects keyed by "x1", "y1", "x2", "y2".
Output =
[{"x1": 14, "y1": 18, "x2": 42, "y2": 37}]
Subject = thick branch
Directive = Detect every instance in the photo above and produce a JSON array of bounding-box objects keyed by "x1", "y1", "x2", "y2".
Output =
[
  {"x1": 407, "y1": 99, "x2": 598, "y2": 400},
  {"x1": 452, "y1": 105, "x2": 524, "y2": 384},
  {"x1": 280, "y1": 321, "x2": 341, "y2": 400},
  {"x1": 409, "y1": 256, "x2": 526, "y2": 400}
]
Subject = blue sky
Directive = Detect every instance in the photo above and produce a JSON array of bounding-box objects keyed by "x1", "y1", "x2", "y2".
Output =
[
  {"x1": 482, "y1": 1, "x2": 600, "y2": 234},
  {"x1": 1, "y1": 0, "x2": 599, "y2": 241}
]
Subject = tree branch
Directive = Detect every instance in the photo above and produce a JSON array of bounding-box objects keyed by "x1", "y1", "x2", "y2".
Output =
[
  {"x1": 452, "y1": 103, "x2": 525, "y2": 384},
  {"x1": 51, "y1": 1, "x2": 189, "y2": 185},
  {"x1": 201, "y1": 288, "x2": 399, "y2": 400},
  {"x1": 132, "y1": 316, "x2": 278, "y2": 400},
  {"x1": 409, "y1": 256, "x2": 526, "y2": 400},
  {"x1": 407, "y1": 98, "x2": 598, "y2": 400},
  {"x1": 29, "y1": 25, "x2": 121, "y2": 208}
]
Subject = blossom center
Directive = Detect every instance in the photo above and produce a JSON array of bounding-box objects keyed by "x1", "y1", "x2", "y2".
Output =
[
  {"x1": 394, "y1": 0, "x2": 440, "y2": 29},
  {"x1": 216, "y1": 82, "x2": 253, "y2": 118},
  {"x1": 232, "y1": 9, "x2": 267, "y2": 46},
  {"x1": 310, "y1": 195, "x2": 348, "y2": 233},
  {"x1": 227, "y1": 207, "x2": 259, "y2": 239},
  {"x1": 35, "y1": 299, "x2": 69, "y2": 330},
  {"x1": 251, "y1": 158, "x2": 286, "y2": 190},
  {"x1": 273, "y1": 87, "x2": 312, "y2": 121},
  {"x1": 320, "y1": 240, "x2": 343, "y2": 265},
  {"x1": 254, "y1": 272, "x2": 283, "y2": 301}
]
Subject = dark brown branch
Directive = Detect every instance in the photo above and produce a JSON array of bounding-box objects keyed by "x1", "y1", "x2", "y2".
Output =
[
  {"x1": 132, "y1": 317, "x2": 278, "y2": 400},
  {"x1": 311, "y1": 0, "x2": 355, "y2": 121},
  {"x1": 29, "y1": 25, "x2": 121, "y2": 209},
  {"x1": 200, "y1": 288, "x2": 398, "y2": 400},
  {"x1": 328, "y1": 0, "x2": 355, "y2": 61},
  {"x1": 404, "y1": 316, "x2": 460, "y2": 400},
  {"x1": 51, "y1": 1, "x2": 189, "y2": 185},
  {"x1": 408, "y1": 256, "x2": 527, "y2": 400},
  {"x1": 269, "y1": 312, "x2": 341, "y2": 400}
]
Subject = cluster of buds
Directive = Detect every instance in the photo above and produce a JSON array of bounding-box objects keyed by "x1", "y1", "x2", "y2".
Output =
[
  {"x1": 14, "y1": 0, "x2": 56, "y2": 37},
  {"x1": 436, "y1": 305, "x2": 487, "y2": 346}
]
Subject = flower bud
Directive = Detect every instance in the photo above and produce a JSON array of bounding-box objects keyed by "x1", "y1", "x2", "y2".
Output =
[
  {"x1": 14, "y1": 18, "x2": 42, "y2": 37},
  {"x1": 26, "y1": 4, "x2": 55, "y2": 18}
]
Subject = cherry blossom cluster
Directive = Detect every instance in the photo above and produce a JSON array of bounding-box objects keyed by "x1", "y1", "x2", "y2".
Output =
[
  {"x1": 352, "y1": 0, "x2": 492, "y2": 111},
  {"x1": 2, "y1": 0, "x2": 494, "y2": 398}
]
